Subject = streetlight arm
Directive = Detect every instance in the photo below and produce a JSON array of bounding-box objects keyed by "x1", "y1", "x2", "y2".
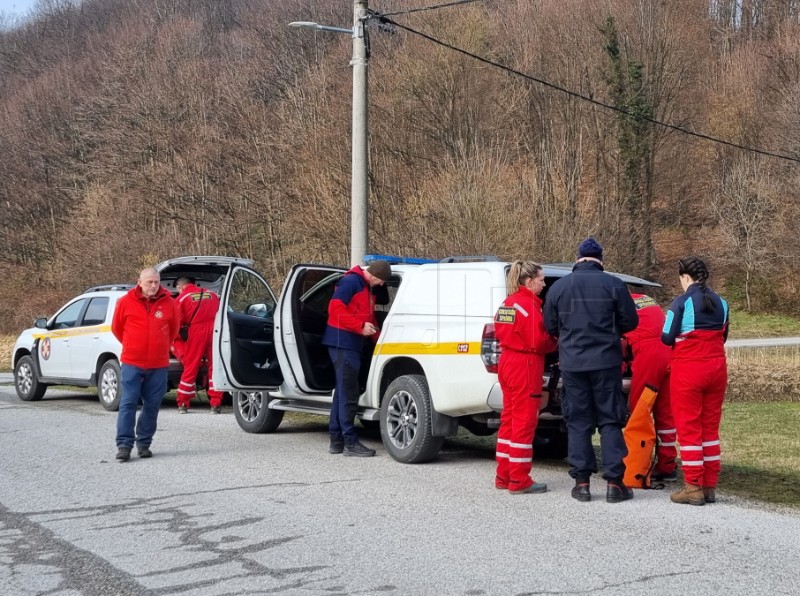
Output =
[{"x1": 288, "y1": 21, "x2": 354, "y2": 35}]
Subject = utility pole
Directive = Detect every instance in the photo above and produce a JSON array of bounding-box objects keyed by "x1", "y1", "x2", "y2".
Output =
[
  {"x1": 350, "y1": 0, "x2": 369, "y2": 266},
  {"x1": 288, "y1": 2, "x2": 370, "y2": 266}
]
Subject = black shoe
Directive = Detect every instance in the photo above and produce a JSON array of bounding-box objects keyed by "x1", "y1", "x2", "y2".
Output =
[
  {"x1": 329, "y1": 440, "x2": 344, "y2": 454},
  {"x1": 652, "y1": 469, "x2": 678, "y2": 482},
  {"x1": 607, "y1": 480, "x2": 634, "y2": 503},
  {"x1": 116, "y1": 447, "x2": 131, "y2": 462},
  {"x1": 343, "y1": 442, "x2": 376, "y2": 457},
  {"x1": 571, "y1": 481, "x2": 591, "y2": 502},
  {"x1": 138, "y1": 447, "x2": 153, "y2": 459}
]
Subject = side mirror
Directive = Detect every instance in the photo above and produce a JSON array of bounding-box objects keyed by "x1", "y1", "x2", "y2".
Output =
[
  {"x1": 245, "y1": 303, "x2": 270, "y2": 318},
  {"x1": 34, "y1": 317, "x2": 48, "y2": 329}
]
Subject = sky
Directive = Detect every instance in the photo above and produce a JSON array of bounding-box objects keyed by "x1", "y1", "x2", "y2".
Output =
[{"x1": 0, "y1": 0, "x2": 41, "y2": 21}]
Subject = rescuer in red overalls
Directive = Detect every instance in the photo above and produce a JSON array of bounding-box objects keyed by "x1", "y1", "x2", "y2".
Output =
[
  {"x1": 625, "y1": 293, "x2": 678, "y2": 481},
  {"x1": 494, "y1": 261, "x2": 558, "y2": 494},
  {"x1": 662, "y1": 257, "x2": 729, "y2": 506},
  {"x1": 174, "y1": 276, "x2": 225, "y2": 413}
]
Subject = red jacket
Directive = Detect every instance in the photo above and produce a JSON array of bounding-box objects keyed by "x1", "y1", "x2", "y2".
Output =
[
  {"x1": 626, "y1": 294, "x2": 670, "y2": 354},
  {"x1": 494, "y1": 287, "x2": 557, "y2": 354},
  {"x1": 177, "y1": 283, "x2": 220, "y2": 326},
  {"x1": 112, "y1": 285, "x2": 180, "y2": 368},
  {"x1": 321, "y1": 266, "x2": 378, "y2": 351}
]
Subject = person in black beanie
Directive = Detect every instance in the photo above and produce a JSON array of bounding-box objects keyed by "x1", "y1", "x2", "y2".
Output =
[{"x1": 543, "y1": 238, "x2": 639, "y2": 502}]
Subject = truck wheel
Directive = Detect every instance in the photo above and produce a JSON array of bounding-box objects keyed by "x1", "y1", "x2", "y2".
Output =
[
  {"x1": 380, "y1": 374, "x2": 444, "y2": 464},
  {"x1": 98, "y1": 360, "x2": 121, "y2": 411},
  {"x1": 234, "y1": 390, "x2": 284, "y2": 433},
  {"x1": 14, "y1": 355, "x2": 47, "y2": 401}
]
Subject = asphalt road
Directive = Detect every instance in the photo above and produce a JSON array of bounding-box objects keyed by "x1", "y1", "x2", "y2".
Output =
[{"x1": 1, "y1": 384, "x2": 799, "y2": 596}]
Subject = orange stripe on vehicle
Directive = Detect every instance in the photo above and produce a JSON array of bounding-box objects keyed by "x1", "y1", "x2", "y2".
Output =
[
  {"x1": 375, "y1": 342, "x2": 481, "y2": 355},
  {"x1": 32, "y1": 324, "x2": 111, "y2": 340}
]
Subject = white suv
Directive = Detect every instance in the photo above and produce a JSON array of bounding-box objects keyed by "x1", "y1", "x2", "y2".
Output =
[
  {"x1": 181, "y1": 255, "x2": 658, "y2": 463},
  {"x1": 12, "y1": 285, "x2": 131, "y2": 410}
]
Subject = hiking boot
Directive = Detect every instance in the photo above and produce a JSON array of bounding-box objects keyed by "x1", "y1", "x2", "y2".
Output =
[
  {"x1": 509, "y1": 482, "x2": 548, "y2": 495},
  {"x1": 703, "y1": 487, "x2": 716, "y2": 504},
  {"x1": 210, "y1": 406, "x2": 221, "y2": 414},
  {"x1": 178, "y1": 405, "x2": 188, "y2": 414},
  {"x1": 571, "y1": 480, "x2": 591, "y2": 502},
  {"x1": 671, "y1": 483, "x2": 705, "y2": 506},
  {"x1": 343, "y1": 442, "x2": 376, "y2": 457},
  {"x1": 138, "y1": 447, "x2": 153, "y2": 459},
  {"x1": 607, "y1": 480, "x2": 634, "y2": 503},
  {"x1": 116, "y1": 447, "x2": 131, "y2": 462},
  {"x1": 329, "y1": 440, "x2": 344, "y2": 454},
  {"x1": 652, "y1": 469, "x2": 679, "y2": 482}
]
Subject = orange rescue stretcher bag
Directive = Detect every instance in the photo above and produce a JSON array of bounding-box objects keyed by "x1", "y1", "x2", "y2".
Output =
[{"x1": 623, "y1": 384, "x2": 658, "y2": 489}]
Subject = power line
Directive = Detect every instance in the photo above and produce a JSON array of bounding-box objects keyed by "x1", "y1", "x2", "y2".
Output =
[
  {"x1": 374, "y1": 16, "x2": 800, "y2": 165},
  {"x1": 377, "y1": 0, "x2": 483, "y2": 18}
]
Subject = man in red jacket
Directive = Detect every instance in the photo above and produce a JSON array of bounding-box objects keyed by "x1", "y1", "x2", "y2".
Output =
[
  {"x1": 174, "y1": 276, "x2": 224, "y2": 413},
  {"x1": 321, "y1": 260, "x2": 392, "y2": 457},
  {"x1": 112, "y1": 268, "x2": 180, "y2": 462}
]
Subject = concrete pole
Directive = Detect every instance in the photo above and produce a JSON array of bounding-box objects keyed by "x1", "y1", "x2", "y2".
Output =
[{"x1": 350, "y1": 1, "x2": 369, "y2": 266}]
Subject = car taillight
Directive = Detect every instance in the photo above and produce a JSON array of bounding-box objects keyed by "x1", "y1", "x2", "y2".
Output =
[{"x1": 481, "y1": 323, "x2": 501, "y2": 373}]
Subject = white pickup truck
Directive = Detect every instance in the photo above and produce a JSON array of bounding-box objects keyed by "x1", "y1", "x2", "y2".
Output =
[{"x1": 156, "y1": 256, "x2": 659, "y2": 463}]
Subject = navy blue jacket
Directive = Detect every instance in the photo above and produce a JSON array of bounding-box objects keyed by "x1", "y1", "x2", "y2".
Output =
[
  {"x1": 321, "y1": 267, "x2": 377, "y2": 352},
  {"x1": 543, "y1": 260, "x2": 639, "y2": 372},
  {"x1": 662, "y1": 283, "x2": 729, "y2": 360}
]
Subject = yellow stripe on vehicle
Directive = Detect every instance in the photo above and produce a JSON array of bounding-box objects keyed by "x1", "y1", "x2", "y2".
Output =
[
  {"x1": 376, "y1": 342, "x2": 481, "y2": 355},
  {"x1": 32, "y1": 324, "x2": 111, "y2": 340}
]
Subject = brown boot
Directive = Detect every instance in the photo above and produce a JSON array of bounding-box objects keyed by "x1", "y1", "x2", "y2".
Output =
[
  {"x1": 670, "y1": 483, "x2": 705, "y2": 506},
  {"x1": 703, "y1": 487, "x2": 716, "y2": 503}
]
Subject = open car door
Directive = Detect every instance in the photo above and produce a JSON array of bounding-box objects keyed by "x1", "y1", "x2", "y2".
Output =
[
  {"x1": 274, "y1": 264, "x2": 346, "y2": 398},
  {"x1": 213, "y1": 264, "x2": 283, "y2": 392}
]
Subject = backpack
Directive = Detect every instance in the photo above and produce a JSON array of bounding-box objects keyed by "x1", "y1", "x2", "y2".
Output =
[{"x1": 623, "y1": 384, "x2": 658, "y2": 489}]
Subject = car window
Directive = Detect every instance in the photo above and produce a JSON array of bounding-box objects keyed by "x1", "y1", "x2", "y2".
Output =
[
  {"x1": 228, "y1": 269, "x2": 276, "y2": 317},
  {"x1": 81, "y1": 297, "x2": 109, "y2": 326},
  {"x1": 52, "y1": 299, "x2": 87, "y2": 329}
]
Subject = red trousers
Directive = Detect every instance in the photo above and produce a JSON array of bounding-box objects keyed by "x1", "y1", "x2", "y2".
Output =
[
  {"x1": 628, "y1": 343, "x2": 677, "y2": 475},
  {"x1": 175, "y1": 321, "x2": 224, "y2": 408},
  {"x1": 670, "y1": 357, "x2": 727, "y2": 487},
  {"x1": 495, "y1": 350, "x2": 543, "y2": 491}
]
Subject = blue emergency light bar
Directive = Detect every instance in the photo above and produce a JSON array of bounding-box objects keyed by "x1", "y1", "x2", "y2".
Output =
[{"x1": 363, "y1": 254, "x2": 438, "y2": 265}]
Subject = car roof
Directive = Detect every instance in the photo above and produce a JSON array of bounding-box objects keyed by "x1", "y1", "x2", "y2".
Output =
[
  {"x1": 155, "y1": 256, "x2": 255, "y2": 270},
  {"x1": 384, "y1": 260, "x2": 660, "y2": 287}
]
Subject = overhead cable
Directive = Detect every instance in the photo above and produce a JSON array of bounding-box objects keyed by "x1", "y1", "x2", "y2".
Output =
[{"x1": 374, "y1": 16, "x2": 800, "y2": 165}]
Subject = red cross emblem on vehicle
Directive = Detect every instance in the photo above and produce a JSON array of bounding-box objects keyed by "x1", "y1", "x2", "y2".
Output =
[{"x1": 40, "y1": 337, "x2": 52, "y2": 361}]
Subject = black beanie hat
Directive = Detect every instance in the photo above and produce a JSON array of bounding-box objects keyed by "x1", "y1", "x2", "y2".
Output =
[{"x1": 577, "y1": 238, "x2": 604, "y2": 261}]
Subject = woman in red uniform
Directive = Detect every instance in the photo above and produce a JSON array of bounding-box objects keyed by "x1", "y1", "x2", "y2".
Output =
[
  {"x1": 662, "y1": 257, "x2": 729, "y2": 506},
  {"x1": 494, "y1": 261, "x2": 558, "y2": 494}
]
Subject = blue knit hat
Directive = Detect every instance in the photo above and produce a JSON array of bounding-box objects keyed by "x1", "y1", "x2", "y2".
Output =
[{"x1": 577, "y1": 238, "x2": 604, "y2": 261}]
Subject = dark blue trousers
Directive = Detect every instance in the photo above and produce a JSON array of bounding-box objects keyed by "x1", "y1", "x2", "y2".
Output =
[
  {"x1": 328, "y1": 347, "x2": 362, "y2": 445},
  {"x1": 116, "y1": 365, "x2": 168, "y2": 450},
  {"x1": 561, "y1": 367, "x2": 628, "y2": 481}
]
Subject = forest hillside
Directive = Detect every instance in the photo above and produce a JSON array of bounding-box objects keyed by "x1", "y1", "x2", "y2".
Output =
[{"x1": 1, "y1": 0, "x2": 799, "y2": 331}]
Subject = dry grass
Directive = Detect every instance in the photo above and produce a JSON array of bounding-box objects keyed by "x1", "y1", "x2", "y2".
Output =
[
  {"x1": 1, "y1": 334, "x2": 14, "y2": 371},
  {"x1": 726, "y1": 346, "x2": 800, "y2": 402}
]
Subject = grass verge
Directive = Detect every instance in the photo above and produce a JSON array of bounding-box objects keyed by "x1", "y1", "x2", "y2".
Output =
[
  {"x1": 720, "y1": 401, "x2": 800, "y2": 507},
  {"x1": 728, "y1": 310, "x2": 800, "y2": 339}
]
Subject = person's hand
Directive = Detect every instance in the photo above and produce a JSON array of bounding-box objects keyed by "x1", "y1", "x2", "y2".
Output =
[{"x1": 362, "y1": 322, "x2": 378, "y2": 336}]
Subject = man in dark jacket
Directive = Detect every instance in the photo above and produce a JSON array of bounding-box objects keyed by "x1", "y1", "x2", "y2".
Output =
[
  {"x1": 322, "y1": 260, "x2": 392, "y2": 457},
  {"x1": 543, "y1": 238, "x2": 639, "y2": 503}
]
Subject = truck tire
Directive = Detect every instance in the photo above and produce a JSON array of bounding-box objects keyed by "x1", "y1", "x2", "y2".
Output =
[
  {"x1": 98, "y1": 360, "x2": 121, "y2": 411},
  {"x1": 234, "y1": 390, "x2": 284, "y2": 433},
  {"x1": 14, "y1": 355, "x2": 47, "y2": 401},
  {"x1": 380, "y1": 374, "x2": 445, "y2": 464}
]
